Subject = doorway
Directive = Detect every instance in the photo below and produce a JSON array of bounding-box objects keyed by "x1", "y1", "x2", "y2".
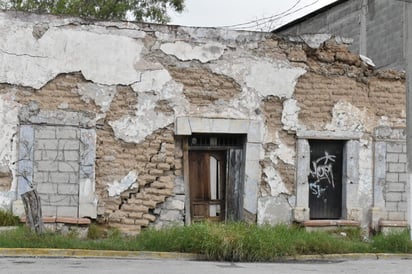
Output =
[
  {"x1": 308, "y1": 140, "x2": 344, "y2": 219},
  {"x1": 188, "y1": 134, "x2": 244, "y2": 222}
]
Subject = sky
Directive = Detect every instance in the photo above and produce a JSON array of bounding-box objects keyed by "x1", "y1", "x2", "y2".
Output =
[{"x1": 169, "y1": 0, "x2": 338, "y2": 32}]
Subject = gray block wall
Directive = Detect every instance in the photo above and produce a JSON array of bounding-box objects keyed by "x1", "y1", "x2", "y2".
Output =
[
  {"x1": 34, "y1": 126, "x2": 80, "y2": 217},
  {"x1": 385, "y1": 141, "x2": 407, "y2": 220}
]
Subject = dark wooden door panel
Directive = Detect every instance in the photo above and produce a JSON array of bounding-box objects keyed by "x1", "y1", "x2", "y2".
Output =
[{"x1": 308, "y1": 140, "x2": 343, "y2": 219}]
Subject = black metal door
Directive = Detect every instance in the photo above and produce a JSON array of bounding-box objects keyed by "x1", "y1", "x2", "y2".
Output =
[{"x1": 308, "y1": 140, "x2": 343, "y2": 219}]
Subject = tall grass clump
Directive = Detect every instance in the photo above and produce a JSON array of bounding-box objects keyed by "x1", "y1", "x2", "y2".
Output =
[
  {"x1": 0, "y1": 209, "x2": 20, "y2": 226},
  {"x1": 371, "y1": 230, "x2": 412, "y2": 253}
]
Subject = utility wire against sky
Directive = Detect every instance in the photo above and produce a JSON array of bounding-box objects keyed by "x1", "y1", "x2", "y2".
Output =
[{"x1": 218, "y1": 0, "x2": 320, "y2": 31}]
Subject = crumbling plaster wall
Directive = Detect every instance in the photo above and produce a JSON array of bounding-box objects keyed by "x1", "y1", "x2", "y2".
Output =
[{"x1": 0, "y1": 11, "x2": 406, "y2": 232}]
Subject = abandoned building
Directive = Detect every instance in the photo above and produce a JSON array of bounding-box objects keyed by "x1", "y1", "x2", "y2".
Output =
[{"x1": 0, "y1": 10, "x2": 407, "y2": 234}]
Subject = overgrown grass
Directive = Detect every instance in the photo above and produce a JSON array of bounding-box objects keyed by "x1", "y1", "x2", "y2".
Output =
[
  {"x1": 0, "y1": 222, "x2": 410, "y2": 261},
  {"x1": 0, "y1": 209, "x2": 20, "y2": 226}
]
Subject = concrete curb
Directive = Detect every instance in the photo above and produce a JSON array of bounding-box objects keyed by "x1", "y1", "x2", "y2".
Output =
[
  {"x1": 0, "y1": 248, "x2": 205, "y2": 260},
  {"x1": 282, "y1": 253, "x2": 412, "y2": 262},
  {"x1": 1, "y1": 248, "x2": 412, "y2": 261}
]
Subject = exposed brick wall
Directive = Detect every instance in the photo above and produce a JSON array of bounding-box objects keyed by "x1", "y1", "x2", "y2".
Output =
[
  {"x1": 168, "y1": 67, "x2": 241, "y2": 105},
  {"x1": 261, "y1": 97, "x2": 296, "y2": 194},
  {"x1": 17, "y1": 73, "x2": 99, "y2": 112},
  {"x1": 291, "y1": 42, "x2": 405, "y2": 131},
  {"x1": 15, "y1": 73, "x2": 181, "y2": 234}
]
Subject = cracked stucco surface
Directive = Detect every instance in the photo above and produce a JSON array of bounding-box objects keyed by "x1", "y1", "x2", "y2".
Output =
[{"x1": 0, "y1": 11, "x2": 407, "y2": 228}]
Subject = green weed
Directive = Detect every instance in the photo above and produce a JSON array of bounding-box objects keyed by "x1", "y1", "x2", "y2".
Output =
[{"x1": 0, "y1": 209, "x2": 20, "y2": 226}]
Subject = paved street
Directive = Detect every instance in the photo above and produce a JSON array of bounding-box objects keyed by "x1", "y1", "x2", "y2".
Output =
[{"x1": 1, "y1": 257, "x2": 412, "y2": 274}]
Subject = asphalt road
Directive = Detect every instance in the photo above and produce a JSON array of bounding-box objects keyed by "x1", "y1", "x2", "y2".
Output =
[{"x1": 1, "y1": 257, "x2": 412, "y2": 274}]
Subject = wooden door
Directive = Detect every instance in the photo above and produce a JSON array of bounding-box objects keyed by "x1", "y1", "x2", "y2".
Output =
[
  {"x1": 308, "y1": 140, "x2": 343, "y2": 219},
  {"x1": 189, "y1": 150, "x2": 226, "y2": 222}
]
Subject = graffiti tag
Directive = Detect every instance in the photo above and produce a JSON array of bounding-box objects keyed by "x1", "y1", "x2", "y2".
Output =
[{"x1": 309, "y1": 151, "x2": 336, "y2": 199}]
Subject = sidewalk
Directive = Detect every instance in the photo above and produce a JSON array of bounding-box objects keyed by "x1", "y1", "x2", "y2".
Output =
[{"x1": 1, "y1": 248, "x2": 412, "y2": 261}]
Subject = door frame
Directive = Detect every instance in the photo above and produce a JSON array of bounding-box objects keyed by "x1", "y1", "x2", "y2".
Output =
[
  {"x1": 294, "y1": 130, "x2": 362, "y2": 223},
  {"x1": 176, "y1": 117, "x2": 264, "y2": 225}
]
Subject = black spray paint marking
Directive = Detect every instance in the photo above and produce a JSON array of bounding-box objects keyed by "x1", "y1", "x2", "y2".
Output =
[{"x1": 309, "y1": 151, "x2": 336, "y2": 199}]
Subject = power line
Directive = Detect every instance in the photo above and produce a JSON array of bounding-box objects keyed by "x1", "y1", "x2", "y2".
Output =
[
  {"x1": 218, "y1": 0, "x2": 322, "y2": 31},
  {"x1": 219, "y1": 0, "x2": 303, "y2": 28}
]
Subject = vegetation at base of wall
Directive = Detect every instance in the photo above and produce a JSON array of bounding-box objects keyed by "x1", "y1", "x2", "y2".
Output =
[
  {"x1": 0, "y1": 223, "x2": 411, "y2": 261},
  {"x1": 0, "y1": 210, "x2": 20, "y2": 226}
]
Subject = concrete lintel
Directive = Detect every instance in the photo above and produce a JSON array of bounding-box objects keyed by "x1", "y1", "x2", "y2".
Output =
[
  {"x1": 20, "y1": 109, "x2": 96, "y2": 128},
  {"x1": 175, "y1": 117, "x2": 263, "y2": 141},
  {"x1": 296, "y1": 130, "x2": 362, "y2": 140}
]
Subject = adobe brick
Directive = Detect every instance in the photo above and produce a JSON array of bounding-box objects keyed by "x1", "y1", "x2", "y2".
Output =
[
  {"x1": 143, "y1": 214, "x2": 156, "y2": 222},
  {"x1": 157, "y1": 163, "x2": 171, "y2": 170},
  {"x1": 149, "y1": 169, "x2": 164, "y2": 176}
]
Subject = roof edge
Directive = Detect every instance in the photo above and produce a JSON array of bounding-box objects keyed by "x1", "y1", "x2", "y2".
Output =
[{"x1": 273, "y1": 0, "x2": 350, "y2": 33}]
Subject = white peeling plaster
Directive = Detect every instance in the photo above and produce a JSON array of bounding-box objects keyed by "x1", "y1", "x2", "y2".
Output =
[
  {"x1": 358, "y1": 139, "x2": 373, "y2": 210},
  {"x1": 288, "y1": 34, "x2": 332, "y2": 49},
  {"x1": 281, "y1": 99, "x2": 301, "y2": 131},
  {"x1": 325, "y1": 101, "x2": 375, "y2": 132},
  {"x1": 210, "y1": 56, "x2": 306, "y2": 99},
  {"x1": 360, "y1": 55, "x2": 375, "y2": 67},
  {"x1": 132, "y1": 69, "x2": 172, "y2": 92},
  {"x1": 156, "y1": 27, "x2": 265, "y2": 50},
  {"x1": 0, "y1": 191, "x2": 16, "y2": 210},
  {"x1": 110, "y1": 70, "x2": 187, "y2": 143},
  {"x1": 107, "y1": 171, "x2": 138, "y2": 197},
  {"x1": 0, "y1": 92, "x2": 20, "y2": 196},
  {"x1": 77, "y1": 83, "x2": 117, "y2": 113},
  {"x1": 257, "y1": 196, "x2": 292, "y2": 225},
  {"x1": 0, "y1": 23, "x2": 144, "y2": 89},
  {"x1": 160, "y1": 41, "x2": 226, "y2": 63},
  {"x1": 262, "y1": 166, "x2": 290, "y2": 197}
]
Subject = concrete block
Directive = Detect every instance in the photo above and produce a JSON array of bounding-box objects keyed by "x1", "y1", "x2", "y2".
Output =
[
  {"x1": 387, "y1": 211, "x2": 405, "y2": 221},
  {"x1": 36, "y1": 183, "x2": 56, "y2": 194},
  {"x1": 248, "y1": 121, "x2": 263, "y2": 143},
  {"x1": 257, "y1": 196, "x2": 292, "y2": 225},
  {"x1": 42, "y1": 150, "x2": 59, "y2": 161},
  {"x1": 174, "y1": 117, "x2": 191, "y2": 135},
  {"x1": 386, "y1": 172, "x2": 399, "y2": 182},
  {"x1": 398, "y1": 201, "x2": 408, "y2": 212},
  {"x1": 33, "y1": 172, "x2": 48, "y2": 183},
  {"x1": 35, "y1": 127, "x2": 56, "y2": 139},
  {"x1": 387, "y1": 182, "x2": 405, "y2": 192},
  {"x1": 386, "y1": 153, "x2": 399, "y2": 163},
  {"x1": 11, "y1": 199, "x2": 26, "y2": 217},
  {"x1": 159, "y1": 210, "x2": 182, "y2": 221},
  {"x1": 49, "y1": 172, "x2": 75, "y2": 184},
  {"x1": 386, "y1": 143, "x2": 403, "y2": 153},
  {"x1": 388, "y1": 163, "x2": 405, "y2": 173},
  {"x1": 59, "y1": 140, "x2": 80, "y2": 151},
  {"x1": 36, "y1": 161, "x2": 58, "y2": 172},
  {"x1": 64, "y1": 151, "x2": 79, "y2": 161},
  {"x1": 36, "y1": 139, "x2": 58, "y2": 150},
  {"x1": 385, "y1": 192, "x2": 402, "y2": 202},
  {"x1": 245, "y1": 143, "x2": 263, "y2": 161},
  {"x1": 292, "y1": 207, "x2": 310, "y2": 222},
  {"x1": 399, "y1": 173, "x2": 407, "y2": 182},
  {"x1": 243, "y1": 175, "x2": 258, "y2": 215},
  {"x1": 59, "y1": 162, "x2": 79, "y2": 172},
  {"x1": 80, "y1": 129, "x2": 96, "y2": 165},
  {"x1": 56, "y1": 127, "x2": 78, "y2": 139},
  {"x1": 398, "y1": 154, "x2": 407, "y2": 163},
  {"x1": 58, "y1": 183, "x2": 78, "y2": 195},
  {"x1": 42, "y1": 205, "x2": 57, "y2": 217},
  {"x1": 57, "y1": 206, "x2": 78, "y2": 218}
]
